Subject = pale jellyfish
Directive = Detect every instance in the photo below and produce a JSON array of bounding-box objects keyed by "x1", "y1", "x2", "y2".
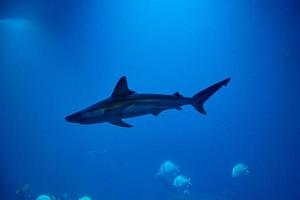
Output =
[
  {"x1": 78, "y1": 196, "x2": 92, "y2": 200},
  {"x1": 36, "y1": 195, "x2": 53, "y2": 200},
  {"x1": 157, "y1": 160, "x2": 180, "y2": 181},
  {"x1": 183, "y1": 189, "x2": 190, "y2": 195},
  {"x1": 173, "y1": 175, "x2": 192, "y2": 190},
  {"x1": 232, "y1": 163, "x2": 249, "y2": 177}
]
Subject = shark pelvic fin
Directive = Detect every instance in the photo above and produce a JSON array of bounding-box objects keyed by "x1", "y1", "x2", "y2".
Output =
[
  {"x1": 109, "y1": 119, "x2": 133, "y2": 128},
  {"x1": 112, "y1": 76, "x2": 135, "y2": 97},
  {"x1": 152, "y1": 110, "x2": 162, "y2": 116}
]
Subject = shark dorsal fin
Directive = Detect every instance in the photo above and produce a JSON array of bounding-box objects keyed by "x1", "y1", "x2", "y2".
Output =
[{"x1": 112, "y1": 76, "x2": 135, "y2": 97}]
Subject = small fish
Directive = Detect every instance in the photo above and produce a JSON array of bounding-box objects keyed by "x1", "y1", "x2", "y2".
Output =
[{"x1": 66, "y1": 76, "x2": 230, "y2": 127}]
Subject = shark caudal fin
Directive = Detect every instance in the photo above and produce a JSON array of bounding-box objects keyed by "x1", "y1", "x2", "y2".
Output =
[{"x1": 192, "y1": 78, "x2": 231, "y2": 114}]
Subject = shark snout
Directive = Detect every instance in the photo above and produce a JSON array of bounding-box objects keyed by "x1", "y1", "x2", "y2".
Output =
[{"x1": 65, "y1": 112, "x2": 81, "y2": 123}]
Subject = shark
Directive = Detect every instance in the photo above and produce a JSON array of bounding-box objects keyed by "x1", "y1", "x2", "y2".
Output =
[{"x1": 65, "y1": 76, "x2": 230, "y2": 127}]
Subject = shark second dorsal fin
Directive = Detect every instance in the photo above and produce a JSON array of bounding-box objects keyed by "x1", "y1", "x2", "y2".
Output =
[
  {"x1": 173, "y1": 92, "x2": 182, "y2": 97},
  {"x1": 112, "y1": 76, "x2": 135, "y2": 97}
]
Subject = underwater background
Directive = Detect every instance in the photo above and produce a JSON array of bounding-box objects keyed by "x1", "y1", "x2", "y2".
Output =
[{"x1": 1, "y1": 0, "x2": 300, "y2": 199}]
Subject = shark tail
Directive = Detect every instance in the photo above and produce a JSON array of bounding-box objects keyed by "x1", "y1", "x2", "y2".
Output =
[{"x1": 192, "y1": 78, "x2": 231, "y2": 114}]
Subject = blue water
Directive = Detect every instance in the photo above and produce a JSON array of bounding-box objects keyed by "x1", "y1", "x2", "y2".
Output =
[{"x1": 1, "y1": 0, "x2": 300, "y2": 199}]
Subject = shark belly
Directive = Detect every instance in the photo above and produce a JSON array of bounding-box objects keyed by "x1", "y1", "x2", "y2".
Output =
[
  {"x1": 121, "y1": 103, "x2": 171, "y2": 118},
  {"x1": 120, "y1": 98, "x2": 186, "y2": 118}
]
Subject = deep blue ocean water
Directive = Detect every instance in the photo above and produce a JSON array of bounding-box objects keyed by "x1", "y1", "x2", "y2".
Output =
[{"x1": 1, "y1": 0, "x2": 300, "y2": 199}]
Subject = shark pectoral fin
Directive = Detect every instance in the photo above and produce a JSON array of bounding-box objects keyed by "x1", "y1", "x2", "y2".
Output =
[{"x1": 109, "y1": 119, "x2": 133, "y2": 128}]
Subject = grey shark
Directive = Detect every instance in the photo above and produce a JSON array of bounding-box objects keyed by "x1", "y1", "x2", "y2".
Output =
[{"x1": 65, "y1": 76, "x2": 230, "y2": 127}]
